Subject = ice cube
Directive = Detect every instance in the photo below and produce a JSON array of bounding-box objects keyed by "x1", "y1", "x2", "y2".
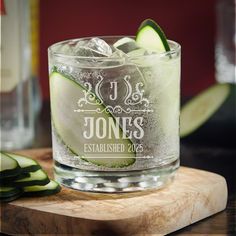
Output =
[
  {"x1": 52, "y1": 43, "x2": 74, "y2": 55},
  {"x1": 114, "y1": 37, "x2": 151, "y2": 55},
  {"x1": 97, "y1": 48, "x2": 127, "y2": 67},
  {"x1": 113, "y1": 37, "x2": 140, "y2": 54},
  {"x1": 127, "y1": 48, "x2": 148, "y2": 57},
  {"x1": 111, "y1": 48, "x2": 127, "y2": 58},
  {"x1": 74, "y1": 37, "x2": 113, "y2": 57},
  {"x1": 113, "y1": 37, "x2": 151, "y2": 59}
]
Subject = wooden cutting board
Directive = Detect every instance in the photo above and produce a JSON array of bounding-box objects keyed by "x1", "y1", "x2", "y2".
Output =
[{"x1": 0, "y1": 148, "x2": 227, "y2": 236}]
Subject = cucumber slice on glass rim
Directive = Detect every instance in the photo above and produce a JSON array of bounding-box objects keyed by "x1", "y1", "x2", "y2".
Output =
[
  {"x1": 0, "y1": 152, "x2": 21, "y2": 179},
  {"x1": 136, "y1": 19, "x2": 170, "y2": 53},
  {"x1": 180, "y1": 83, "x2": 230, "y2": 138}
]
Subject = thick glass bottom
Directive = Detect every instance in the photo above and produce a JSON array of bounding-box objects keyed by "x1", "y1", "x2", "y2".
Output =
[{"x1": 54, "y1": 158, "x2": 179, "y2": 193}]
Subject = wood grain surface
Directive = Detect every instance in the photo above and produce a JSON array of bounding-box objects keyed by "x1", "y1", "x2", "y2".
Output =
[{"x1": 0, "y1": 148, "x2": 228, "y2": 236}]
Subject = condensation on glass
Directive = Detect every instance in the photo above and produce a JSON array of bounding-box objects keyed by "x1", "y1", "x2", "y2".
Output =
[{"x1": 48, "y1": 36, "x2": 181, "y2": 192}]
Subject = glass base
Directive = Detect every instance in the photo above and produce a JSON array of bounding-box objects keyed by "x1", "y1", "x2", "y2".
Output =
[{"x1": 54, "y1": 158, "x2": 179, "y2": 193}]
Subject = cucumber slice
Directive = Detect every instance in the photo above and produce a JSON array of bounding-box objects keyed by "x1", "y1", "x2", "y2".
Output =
[
  {"x1": 136, "y1": 19, "x2": 170, "y2": 53},
  {"x1": 0, "y1": 152, "x2": 21, "y2": 179},
  {"x1": 180, "y1": 83, "x2": 230, "y2": 138},
  {"x1": 113, "y1": 37, "x2": 139, "y2": 53},
  {"x1": 0, "y1": 172, "x2": 30, "y2": 185},
  {"x1": 9, "y1": 169, "x2": 50, "y2": 187},
  {"x1": 23, "y1": 180, "x2": 61, "y2": 197},
  {"x1": 4, "y1": 152, "x2": 41, "y2": 173},
  {"x1": 50, "y1": 72, "x2": 135, "y2": 168},
  {"x1": 0, "y1": 192, "x2": 22, "y2": 202},
  {"x1": 0, "y1": 186, "x2": 22, "y2": 198}
]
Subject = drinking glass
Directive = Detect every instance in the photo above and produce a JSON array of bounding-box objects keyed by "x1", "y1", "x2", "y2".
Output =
[
  {"x1": 48, "y1": 36, "x2": 181, "y2": 192},
  {"x1": 215, "y1": 0, "x2": 236, "y2": 83}
]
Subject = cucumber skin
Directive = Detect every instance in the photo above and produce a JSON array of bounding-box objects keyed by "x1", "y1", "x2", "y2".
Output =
[
  {"x1": 23, "y1": 185, "x2": 61, "y2": 197},
  {"x1": 136, "y1": 19, "x2": 170, "y2": 51},
  {"x1": 0, "y1": 152, "x2": 22, "y2": 179},
  {"x1": 80, "y1": 155, "x2": 135, "y2": 168},
  {"x1": 181, "y1": 84, "x2": 236, "y2": 147},
  {"x1": 0, "y1": 173, "x2": 30, "y2": 185},
  {"x1": 1, "y1": 178, "x2": 50, "y2": 187},
  {"x1": 0, "y1": 167, "x2": 21, "y2": 179},
  {"x1": 0, "y1": 187, "x2": 22, "y2": 198},
  {"x1": 21, "y1": 165, "x2": 41, "y2": 173},
  {"x1": 4, "y1": 152, "x2": 42, "y2": 173},
  {"x1": 1, "y1": 169, "x2": 50, "y2": 187},
  {"x1": 0, "y1": 183, "x2": 60, "y2": 201},
  {"x1": 0, "y1": 192, "x2": 22, "y2": 202}
]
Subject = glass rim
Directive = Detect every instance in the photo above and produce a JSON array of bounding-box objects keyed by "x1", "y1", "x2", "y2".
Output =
[{"x1": 48, "y1": 36, "x2": 181, "y2": 61}]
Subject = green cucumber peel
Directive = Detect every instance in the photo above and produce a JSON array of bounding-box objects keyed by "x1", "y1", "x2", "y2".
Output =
[
  {"x1": 136, "y1": 19, "x2": 170, "y2": 52},
  {"x1": 0, "y1": 152, "x2": 21, "y2": 179},
  {"x1": 4, "y1": 152, "x2": 41, "y2": 173},
  {"x1": 23, "y1": 180, "x2": 61, "y2": 197}
]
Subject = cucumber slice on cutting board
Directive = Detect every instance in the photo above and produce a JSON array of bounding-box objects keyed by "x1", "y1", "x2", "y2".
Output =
[
  {"x1": 0, "y1": 192, "x2": 22, "y2": 202},
  {"x1": 9, "y1": 169, "x2": 50, "y2": 187},
  {"x1": 50, "y1": 72, "x2": 135, "y2": 168},
  {"x1": 136, "y1": 19, "x2": 170, "y2": 53},
  {"x1": 0, "y1": 152, "x2": 21, "y2": 179},
  {"x1": 0, "y1": 172, "x2": 30, "y2": 185},
  {"x1": 23, "y1": 180, "x2": 61, "y2": 197},
  {"x1": 180, "y1": 83, "x2": 231, "y2": 138},
  {"x1": 0, "y1": 186, "x2": 22, "y2": 198},
  {"x1": 4, "y1": 152, "x2": 41, "y2": 173}
]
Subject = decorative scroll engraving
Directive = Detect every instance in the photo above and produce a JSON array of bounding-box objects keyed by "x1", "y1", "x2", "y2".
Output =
[{"x1": 74, "y1": 75, "x2": 153, "y2": 113}]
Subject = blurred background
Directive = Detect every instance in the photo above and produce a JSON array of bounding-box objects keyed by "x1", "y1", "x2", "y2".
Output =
[
  {"x1": 1, "y1": 1, "x2": 235, "y2": 234},
  {"x1": 1, "y1": 0, "x2": 235, "y2": 157},
  {"x1": 1, "y1": 0, "x2": 235, "y2": 150},
  {"x1": 39, "y1": 0, "x2": 216, "y2": 99}
]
